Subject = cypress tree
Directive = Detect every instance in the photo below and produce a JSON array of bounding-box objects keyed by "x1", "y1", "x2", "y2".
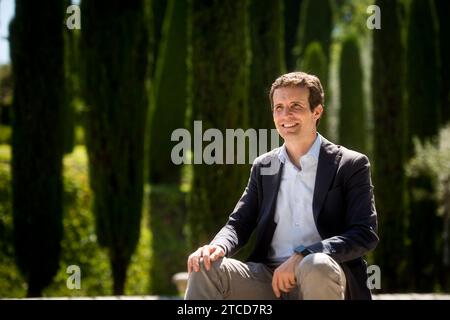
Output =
[
  {"x1": 80, "y1": 1, "x2": 152, "y2": 295},
  {"x1": 294, "y1": 0, "x2": 333, "y2": 139},
  {"x1": 149, "y1": 0, "x2": 188, "y2": 185},
  {"x1": 301, "y1": 42, "x2": 329, "y2": 138},
  {"x1": 407, "y1": 0, "x2": 440, "y2": 141},
  {"x1": 434, "y1": 0, "x2": 450, "y2": 125},
  {"x1": 188, "y1": 0, "x2": 251, "y2": 248},
  {"x1": 9, "y1": 0, "x2": 65, "y2": 297},
  {"x1": 406, "y1": 0, "x2": 441, "y2": 291},
  {"x1": 294, "y1": 0, "x2": 333, "y2": 66},
  {"x1": 63, "y1": 21, "x2": 78, "y2": 154},
  {"x1": 148, "y1": 0, "x2": 189, "y2": 295},
  {"x1": 434, "y1": 1, "x2": 450, "y2": 287},
  {"x1": 372, "y1": 0, "x2": 407, "y2": 292},
  {"x1": 249, "y1": 0, "x2": 284, "y2": 132},
  {"x1": 338, "y1": 36, "x2": 366, "y2": 153},
  {"x1": 283, "y1": 0, "x2": 303, "y2": 72},
  {"x1": 151, "y1": 0, "x2": 169, "y2": 78}
]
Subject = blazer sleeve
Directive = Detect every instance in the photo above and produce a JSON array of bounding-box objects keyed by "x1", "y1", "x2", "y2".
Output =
[
  {"x1": 306, "y1": 154, "x2": 379, "y2": 263},
  {"x1": 210, "y1": 160, "x2": 260, "y2": 257}
]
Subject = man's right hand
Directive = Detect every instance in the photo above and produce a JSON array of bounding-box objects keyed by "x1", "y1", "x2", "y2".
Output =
[{"x1": 187, "y1": 245, "x2": 225, "y2": 273}]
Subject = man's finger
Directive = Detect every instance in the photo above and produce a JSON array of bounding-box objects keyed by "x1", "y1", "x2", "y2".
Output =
[
  {"x1": 272, "y1": 274, "x2": 280, "y2": 298},
  {"x1": 288, "y1": 276, "x2": 296, "y2": 287},
  {"x1": 209, "y1": 252, "x2": 218, "y2": 261},
  {"x1": 202, "y1": 246, "x2": 211, "y2": 270},
  {"x1": 210, "y1": 246, "x2": 225, "y2": 261},
  {"x1": 278, "y1": 276, "x2": 286, "y2": 295},
  {"x1": 278, "y1": 277, "x2": 287, "y2": 293},
  {"x1": 188, "y1": 255, "x2": 197, "y2": 273},
  {"x1": 187, "y1": 247, "x2": 207, "y2": 273},
  {"x1": 209, "y1": 252, "x2": 223, "y2": 261},
  {"x1": 193, "y1": 247, "x2": 203, "y2": 272},
  {"x1": 282, "y1": 279, "x2": 293, "y2": 292},
  {"x1": 193, "y1": 255, "x2": 200, "y2": 272}
]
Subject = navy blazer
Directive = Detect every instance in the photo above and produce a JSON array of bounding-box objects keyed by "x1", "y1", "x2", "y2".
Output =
[{"x1": 211, "y1": 136, "x2": 379, "y2": 300}]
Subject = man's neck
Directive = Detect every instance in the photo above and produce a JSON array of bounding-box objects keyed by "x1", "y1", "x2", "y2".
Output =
[{"x1": 284, "y1": 132, "x2": 317, "y2": 168}]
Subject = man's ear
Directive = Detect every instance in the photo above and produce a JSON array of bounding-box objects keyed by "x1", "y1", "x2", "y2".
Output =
[{"x1": 314, "y1": 105, "x2": 324, "y2": 119}]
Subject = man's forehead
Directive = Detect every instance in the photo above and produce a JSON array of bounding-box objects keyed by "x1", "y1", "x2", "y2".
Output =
[{"x1": 273, "y1": 86, "x2": 309, "y2": 101}]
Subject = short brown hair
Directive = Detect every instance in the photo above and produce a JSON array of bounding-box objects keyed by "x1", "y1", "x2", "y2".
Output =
[{"x1": 269, "y1": 71, "x2": 325, "y2": 111}]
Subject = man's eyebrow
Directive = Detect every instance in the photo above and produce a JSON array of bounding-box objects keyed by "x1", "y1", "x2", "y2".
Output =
[{"x1": 273, "y1": 100, "x2": 305, "y2": 107}]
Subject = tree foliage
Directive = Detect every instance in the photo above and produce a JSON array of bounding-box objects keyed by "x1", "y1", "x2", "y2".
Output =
[
  {"x1": 301, "y1": 42, "x2": 329, "y2": 137},
  {"x1": 248, "y1": 0, "x2": 284, "y2": 132},
  {"x1": 406, "y1": 0, "x2": 441, "y2": 291},
  {"x1": 80, "y1": 1, "x2": 152, "y2": 295},
  {"x1": 372, "y1": 0, "x2": 408, "y2": 292},
  {"x1": 283, "y1": 0, "x2": 303, "y2": 71},
  {"x1": 148, "y1": 0, "x2": 189, "y2": 295},
  {"x1": 294, "y1": 0, "x2": 333, "y2": 66},
  {"x1": 188, "y1": 0, "x2": 251, "y2": 248},
  {"x1": 9, "y1": 0, "x2": 65, "y2": 297},
  {"x1": 338, "y1": 35, "x2": 366, "y2": 153}
]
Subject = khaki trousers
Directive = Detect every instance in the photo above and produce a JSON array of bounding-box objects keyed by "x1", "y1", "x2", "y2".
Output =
[{"x1": 185, "y1": 253, "x2": 346, "y2": 300}]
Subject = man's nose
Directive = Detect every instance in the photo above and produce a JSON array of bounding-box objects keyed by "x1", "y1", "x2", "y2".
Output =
[{"x1": 282, "y1": 106, "x2": 293, "y2": 116}]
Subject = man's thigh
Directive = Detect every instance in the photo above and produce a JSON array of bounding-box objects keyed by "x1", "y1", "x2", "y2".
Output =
[{"x1": 210, "y1": 257, "x2": 277, "y2": 300}]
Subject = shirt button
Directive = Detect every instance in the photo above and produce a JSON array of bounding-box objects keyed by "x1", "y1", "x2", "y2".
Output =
[{"x1": 295, "y1": 222, "x2": 300, "y2": 227}]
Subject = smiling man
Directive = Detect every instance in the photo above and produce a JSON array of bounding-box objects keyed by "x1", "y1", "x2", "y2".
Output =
[{"x1": 185, "y1": 72, "x2": 379, "y2": 300}]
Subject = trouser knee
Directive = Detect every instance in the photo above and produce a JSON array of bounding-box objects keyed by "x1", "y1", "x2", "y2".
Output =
[
  {"x1": 188, "y1": 257, "x2": 224, "y2": 282},
  {"x1": 296, "y1": 253, "x2": 341, "y2": 280}
]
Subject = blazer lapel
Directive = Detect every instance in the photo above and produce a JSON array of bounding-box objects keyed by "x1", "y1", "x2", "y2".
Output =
[{"x1": 312, "y1": 138, "x2": 341, "y2": 224}]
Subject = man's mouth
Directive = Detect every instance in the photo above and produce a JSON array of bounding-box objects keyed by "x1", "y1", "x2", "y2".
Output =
[{"x1": 281, "y1": 123, "x2": 298, "y2": 128}]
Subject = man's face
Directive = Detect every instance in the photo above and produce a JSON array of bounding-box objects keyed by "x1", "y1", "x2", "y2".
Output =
[{"x1": 272, "y1": 86, "x2": 322, "y2": 142}]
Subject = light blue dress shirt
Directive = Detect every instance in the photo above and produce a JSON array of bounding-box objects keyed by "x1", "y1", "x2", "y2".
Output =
[{"x1": 267, "y1": 133, "x2": 323, "y2": 265}]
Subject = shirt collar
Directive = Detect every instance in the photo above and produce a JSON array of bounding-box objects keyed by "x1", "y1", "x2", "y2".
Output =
[{"x1": 278, "y1": 133, "x2": 322, "y2": 165}]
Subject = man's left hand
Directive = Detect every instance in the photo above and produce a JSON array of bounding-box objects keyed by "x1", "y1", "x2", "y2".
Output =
[{"x1": 272, "y1": 253, "x2": 303, "y2": 298}]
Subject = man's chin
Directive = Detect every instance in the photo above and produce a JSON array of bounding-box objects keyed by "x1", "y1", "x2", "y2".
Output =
[
  {"x1": 279, "y1": 133, "x2": 301, "y2": 142},
  {"x1": 281, "y1": 130, "x2": 301, "y2": 137}
]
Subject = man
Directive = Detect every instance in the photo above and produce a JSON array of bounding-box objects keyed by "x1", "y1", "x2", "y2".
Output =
[{"x1": 185, "y1": 72, "x2": 379, "y2": 300}]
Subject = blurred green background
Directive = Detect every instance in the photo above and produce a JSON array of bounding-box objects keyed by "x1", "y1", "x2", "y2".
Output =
[{"x1": 0, "y1": 0, "x2": 449, "y2": 297}]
